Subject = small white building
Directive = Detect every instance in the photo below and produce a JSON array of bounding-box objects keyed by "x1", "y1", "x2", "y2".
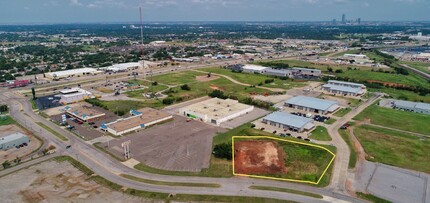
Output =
[
  {"x1": 179, "y1": 98, "x2": 254, "y2": 126},
  {"x1": 242, "y1": 65, "x2": 268, "y2": 74},
  {"x1": 57, "y1": 88, "x2": 94, "y2": 104},
  {"x1": 343, "y1": 54, "x2": 368, "y2": 59}
]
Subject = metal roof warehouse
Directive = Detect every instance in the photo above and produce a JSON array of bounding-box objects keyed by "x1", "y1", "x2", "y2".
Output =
[
  {"x1": 285, "y1": 96, "x2": 339, "y2": 114},
  {"x1": 263, "y1": 111, "x2": 315, "y2": 132}
]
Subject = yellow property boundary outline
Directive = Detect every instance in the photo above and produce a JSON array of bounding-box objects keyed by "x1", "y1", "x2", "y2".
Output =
[{"x1": 232, "y1": 136, "x2": 336, "y2": 185}]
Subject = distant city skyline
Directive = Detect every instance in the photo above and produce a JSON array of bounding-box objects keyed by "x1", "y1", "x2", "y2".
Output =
[{"x1": 0, "y1": 0, "x2": 429, "y2": 24}]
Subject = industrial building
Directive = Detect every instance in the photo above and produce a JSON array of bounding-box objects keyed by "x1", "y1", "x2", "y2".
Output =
[
  {"x1": 392, "y1": 100, "x2": 430, "y2": 115},
  {"x1": 100, "y1": 62, "x2": 142, "y2": 73},
  {"x1": 264, "y1": 68, "x2": 291, "y2": 77},
  {"x1": 64, "y1": 104, "x2": 106, "y2": 122},
  {"x1": 179, "y1": 98, "x2": 254, "y2": 126},
  {"x1": 103, "y1": 108, "x2": 172, "y2": 136},
  {"x1": 322, "y1": 80, "x2": 367, "y2": 96},
  {"x1": 262, "y1": 112, "x2": 315, "y2": 133},
  {"x1": 291, "y1": 67, "x2": 322, "y2": 78},
  {"x1": 343, "y1": 54, "x2": 368, "y2": 59},
  {"x1": 58, "y1": 88, "x2": 94, "y2": 104},
  {"x1": 0, "y1": 132, "x2": 29, "y2": 151},
  {"x1": 46, "y1": 68, "x2": 100, "y2": 79},
  {"x1": 285, "y1": 96, "x2": 339, "y2": 114},
  {"x1": 242, "y1": 65, "x2": 268, "y2": 74}
]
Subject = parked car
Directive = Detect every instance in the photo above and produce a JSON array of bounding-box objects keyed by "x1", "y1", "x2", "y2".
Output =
[
  {"x1": 88, "y1": 122, "x2": 95, "y2": 125},
  {"x1": 304, "y1": 138, "x2": 311, "y2": 142}
]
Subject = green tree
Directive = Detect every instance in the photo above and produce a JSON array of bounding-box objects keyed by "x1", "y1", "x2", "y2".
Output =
[
  {"x1": 0, "y1": 105, "x2": 8, "y2": 113},
  {"x1": 213, "y1": 143, "x2": 232, "y2": 160},
  {"x1": 180, "y1": 84, "x2": 191, "y2": 91},
  {"x1": 2, "y1": 160, "x2": 11, "y2": 169}
]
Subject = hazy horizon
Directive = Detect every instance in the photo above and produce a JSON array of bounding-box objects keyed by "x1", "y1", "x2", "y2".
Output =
[{"x1": 0, "y1": 0, "x2": 429, "y2": 24}]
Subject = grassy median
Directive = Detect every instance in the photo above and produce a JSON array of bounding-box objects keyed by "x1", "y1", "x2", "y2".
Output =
[{"x1": 35, "y1": 122, "x2": 68, "y2": 141}]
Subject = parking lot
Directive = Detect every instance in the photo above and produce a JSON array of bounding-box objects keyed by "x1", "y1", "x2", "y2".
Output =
[
  {"x1": 356, "y1": 161, "x2": 430, "y2": 203},
  {"x1": 102, "y1": 115, "x2": 226, "y2": 172},
  {"x1": 50, "y1": 104, "x2": 119, "y2": 140},
  {"x1": 35, "y1": 94, "x2": 63, "y2": 110},
  {"x1": 220, "y1": 107, "x2": 270, "y2": 129}
]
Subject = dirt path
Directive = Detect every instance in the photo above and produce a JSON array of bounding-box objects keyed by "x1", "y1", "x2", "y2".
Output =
[{"x1": 192, "y1": 69, "x2": 286, "y2": 92}]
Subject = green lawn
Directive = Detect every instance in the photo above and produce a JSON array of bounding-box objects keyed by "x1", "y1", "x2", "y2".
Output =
[
  {"x1": 36, "y1": 122, "x2": 68, "y2": 141},
  {"x1": 121, "y1": 174, "x2": 221, "y2": 188},
  {"x1": 354, "y1": 104, "x2": 430, "y2": 135},
  {"x1": 151, "y1": 71, "x2": 205, "y2": 85},
  {"x1": 339, "y1": 129, "x2": 357, "y2": 169},
  {"x1": 309, "y1": 126, "x2": 332, "y2": 141},
  {"x1": 0, "y1": 115, "x2": 16, "y2": 126},
  {"x1": 125, "y1": 85, "x2": 169, "y2": 98},
  {"x1": 354, "y1": 125, "x2": 430, "y2": 173},
  {"x1": 202, "y1": 67, "x2": 307, "y2": 90},
  {"x1": 356, "y1": 192, "x2": 392, "y2": 203},
  {"x1": 334, "y1": 108, "x2": 352, "y2": 117},
  {"x1": 370, "y1": 88, "x2": 430, "y2": 103},
  {"x1": 324, "y1": 118, "x2": 337, "y2": 125},
  {"x1": 401, "y1": 61, "x2": 430, "y2": 74},
  {"x1": 249, "y1": 185, "x2": 323, "y2": 199}
]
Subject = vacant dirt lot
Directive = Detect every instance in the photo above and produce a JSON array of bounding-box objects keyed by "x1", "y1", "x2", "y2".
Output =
[
  {"x1": 0, "y1": 160, "x2": 155, "y2": 203},
  {"x1": 196, "y1": 75, "x2": 220, "y2": 82},
  {"x1": 234, "y1": 140, "x2": 287, "y2": 175}
]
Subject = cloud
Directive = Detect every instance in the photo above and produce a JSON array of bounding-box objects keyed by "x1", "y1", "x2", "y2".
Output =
[{"x1": 70, "y1": 0, "x2": 83, "y2": 6}]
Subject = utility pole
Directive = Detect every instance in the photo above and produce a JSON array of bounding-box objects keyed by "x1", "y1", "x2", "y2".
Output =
[{"x1": 122, "y1": 140, "x2": 131, "y2": 160}]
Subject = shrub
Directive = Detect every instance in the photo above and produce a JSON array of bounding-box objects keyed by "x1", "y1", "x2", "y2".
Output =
[
  {"x1": 213, "y1": 143, "x2": 232, "y2": 160},
  {"x1": 162, "y1": 97, "x2": 175, "y2": 105},
  {"x1": 180, "y1": 84, "x2": 191, "y2": 91},
  {"x1": 208, "y1": 90, "x2": 228, "y2": 99}
]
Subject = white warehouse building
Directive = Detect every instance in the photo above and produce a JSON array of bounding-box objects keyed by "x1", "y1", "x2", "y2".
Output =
[
  {"x1": 179, "y1": 98, "x2": 254, "y2": 126},
  {"x1": 46, "y1": 68, "x2": 100, "y2": 79}
]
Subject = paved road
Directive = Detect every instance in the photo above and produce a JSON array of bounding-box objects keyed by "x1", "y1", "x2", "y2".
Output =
[
  {"x1": 327, "y1": 93, "x2": 382, "y2": 194},
  {"x1": 0, "y1": 92, "x2": 367, "y2": 203}
]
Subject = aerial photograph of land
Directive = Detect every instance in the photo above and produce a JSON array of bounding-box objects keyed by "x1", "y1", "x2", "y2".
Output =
[{"x1": 0, "y1": 0, "x2": 429, "y2": 203}]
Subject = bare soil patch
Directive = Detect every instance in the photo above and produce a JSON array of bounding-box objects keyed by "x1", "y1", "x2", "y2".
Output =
[
  {"x1": 234, "y1": 140, "x2": 287, "y2": 175},
  {"x1": 196, "y1": 75, "x2": 220, "y2": 82},
  {"x1": 367, "y1": 80, "x2": 407, "y2": 88},
  {"x1": 209, "y1": 85, "x2": 225, "y2": 91}
]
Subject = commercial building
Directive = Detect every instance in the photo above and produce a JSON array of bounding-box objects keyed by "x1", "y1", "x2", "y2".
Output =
[
  {"x1": 343, "y1": 54, "x2": 368, "y2": 59},
  {"x1": 64, "y1": 104, "x2": 106, "y2": 122},
  {"x1": 0, "y1": 133, "x2": 29, "y2": 151},
  {"x1": 103, "y1": 108, "x2": 172, "y2": 136},
  {"x1": 414, "y1": 53, "x2": 430, "y2": 61},
  {"x1": 264, "y1": 68, "x2": 291, "y2": 77},
  {"x1": 179, "y1": 98, "x2": 254, "y2": 126},
  {"x1": 101, "y1": 62, "x2": 142, "y2": 73},
  {"x1": 46, "y1": 68, "x2": 100, "y2": 79},
  {"x1": 392, "y1": 100, "x2": 430, "y2": 115},
  {"x1": 285, "y1": 96, "x2": 339, "y2": 114},
  {"x1": 242, "y1": 65, "x2": 268, "y2": 74},
  {"x1": 291, "y1": 67, "x2": 322, "y2": 78},
  {"x1": 262, "y1": 112, "x2": 315, "y2": 133},
  {"x1": 58, "y1": 88, "x2": 94, "y2": 104},
  {"x1": 322, "y1": 80, "x2": 367, "y2": 96}
]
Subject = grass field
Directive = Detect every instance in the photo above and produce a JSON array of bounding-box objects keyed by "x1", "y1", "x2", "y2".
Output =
[
  {"x1": 332, "y1": 49, "x2": 361, "y2": 57},
  {"x1": 124, "y1": 84, "x2": 169, "y2": 98},
  {"x1": 35, "y1": 122, "x2": 68, "y2": 141},
  {"x1": 354, "y1": 125, "x2": 430, "y2": 173},
  {"x1": 0, "y1": 115, "x2": 16, "y2": 126},
  {"x1": 354, "y1": 104, "x2": 430, "y2": 135},
  {"x1": 257, "y1": 59, "x2": 372, "y2": 72},
  {"x1": 249, "y1": 185, "x2": 323, "y2": 199},
  {"x1": 309, "y1": 126, "x2": 332, "y2": 141},
  {"x1": 334, "y1": 107, "x2": 352, "y2": 117},
  {"x1": 202, "y1": 67, "x2": 307, "y2": 90},
  {"x1": 234, "y1": 137, "x2": 335, "y2": 184},
  {"x1": 356, "y1": 192, "x2": 392, "y2": 203},
  {"x1": 151, "y1": 71, "x2": 205, "y2": 85},
  {"x1": 401, "y1": 61, "x2": 430, "y2": 74},
  {"x1": 371, "y1": 87, "x2": 430, "y2": 103},
  {"x1": 121, "y1": 174, "x2": 221, "y2": 188},
  {"x1": 339, "y1": 129, "x2": 357, "y2": 169}
]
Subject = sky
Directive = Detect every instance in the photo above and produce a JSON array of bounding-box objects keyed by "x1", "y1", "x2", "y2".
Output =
[{"x1": 0, "y1": 0, "x2": 429, "y2": 24}]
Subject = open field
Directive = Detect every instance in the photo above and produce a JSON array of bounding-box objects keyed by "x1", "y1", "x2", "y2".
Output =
[
  {"x1": 233, "y1": 137, "x2": 335, "y2": 184},
  {"x1": 151, "y1": 71, "x2": 205, "y2": 85},
  {"x1": 354, "y1": 125, "x2": 430, "y2": 173},
  {"x1": 354, "y1": 104, "x2": 430, "y2": 135},
  {"x1": 124, "y1": 84, "x2": 169, "y2": 98},
  {"x1": 371, "y1": 87, "x2": 430, "y2": 103},
  {"x1": 334, "y1": 108, "x2": 352, "y2": 117},
  {"x1": 257, "y1": 59, "x2": 372, "y2": 72},
  {"x1": 332, "y1": 49, "x2": 361, "y2": 57},
  {"x1": 249, "y1": 186, "x2": 323, "y2": 199},
  {"x1": 0, "y1": 116, "x2": 16, "y2": 126},
  {"x1": 401, "y1": 61, "x2": 430, "y2": 74},
  {"x1": 309, "y1": 126, "x2": 332, "y2": 141},
  {"x1": 202, "y1": 67, "x2": 308, "y2": 90}
]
